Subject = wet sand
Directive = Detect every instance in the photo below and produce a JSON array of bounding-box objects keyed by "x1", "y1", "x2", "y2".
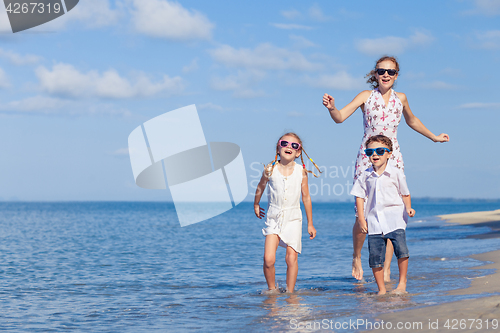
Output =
[{"x1": 366, "y1": 209, "x2": 500, "y2": 332}]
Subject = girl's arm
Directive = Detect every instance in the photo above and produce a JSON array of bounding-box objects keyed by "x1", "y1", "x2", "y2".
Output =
[
  {"x1": 355, "y1": 197, "x2": 368, "y2": 234},
  {"x1": 254, "y1": 171, "x2": 268, "y2": 219},
  {"x1": 402, "y1": 194, "x2": 416, "y2": 217},
  {"x1": 398, "y1": 92, "x2": 450, "y2": 143},
  {"x1": 301, "y1": 169, "x2": 316, "y2": 239},
  {"x1": 323, "y1": 90, "x2": 371, "y2": 123}
]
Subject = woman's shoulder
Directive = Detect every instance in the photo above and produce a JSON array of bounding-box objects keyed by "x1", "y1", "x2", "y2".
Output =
[{"x1": 395, "y1": 91, "x2": 407, "y2": 103}]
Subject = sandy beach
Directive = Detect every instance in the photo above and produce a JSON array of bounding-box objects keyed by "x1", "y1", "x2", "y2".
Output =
[{"x1": 366, "y1": 209, "x2": 500, "y2": 332}]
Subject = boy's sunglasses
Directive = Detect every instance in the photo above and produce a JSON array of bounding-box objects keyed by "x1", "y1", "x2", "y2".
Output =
[
  {"x1": 364, "y1": 147, "x2": 391, "y2": 157},
  {"x1": 376, "y1": 68, "x2": 398, "y2": 76},
  {"x1": 279, "y1": 140, "x2": 301, "y2": 150}
]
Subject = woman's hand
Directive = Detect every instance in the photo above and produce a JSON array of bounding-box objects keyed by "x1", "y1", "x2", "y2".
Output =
[
  {"x1": 434, "y1": 133, "x2": 450, "y2": 143},
  {"x1": 322, "y1": 93, "x2": 335, "y2": 110}
]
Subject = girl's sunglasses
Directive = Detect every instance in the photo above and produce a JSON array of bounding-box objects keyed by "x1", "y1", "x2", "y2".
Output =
[
  {"x1": 376, "y1": 68, "x2": 398, "y2": 76},
  {"x1": 279, "y1": 140, "x2": 301, "y2": 150},
  {"x1": 364, "y1": 147, "x2": 391, "y2": 157}
]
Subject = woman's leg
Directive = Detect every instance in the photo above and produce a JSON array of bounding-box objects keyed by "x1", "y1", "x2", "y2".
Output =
[
  {"x1": 263, "y1": 235, "x2": 280, "y2": 290},
  {"x1": 285, "y1": 246, "x2": 299, "y2": 292},
  {"x1": 383, "y1": 240, "x2": 394, "y2": 282},
  {"x1": 352, "y1": 217, "x2": 366, "y2": 280}
]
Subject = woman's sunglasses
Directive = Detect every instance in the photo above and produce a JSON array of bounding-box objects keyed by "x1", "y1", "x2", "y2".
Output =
[
  {"x1": 279, "y1": 140, "x2": 301, "y2": 150},
  {"x1": 364, "y1": 147, "x2": 391, "y2": 157},
  {"x1": 376, "y1": 68, "x2": 398, "y2": 76}
]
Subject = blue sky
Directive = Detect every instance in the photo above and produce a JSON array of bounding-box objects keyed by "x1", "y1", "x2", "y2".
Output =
[{"x1": 0, "y1": 0, "x2": 499, "y2": 201}]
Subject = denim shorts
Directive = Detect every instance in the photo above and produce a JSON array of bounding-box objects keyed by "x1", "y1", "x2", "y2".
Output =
[{"x1": 368, "y1": 229, "x2": 409, "y2": 268}]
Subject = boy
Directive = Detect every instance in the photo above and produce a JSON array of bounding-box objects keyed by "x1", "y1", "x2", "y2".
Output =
[{"x1": 350, "y1": 135, "x2": 415, "y2": 295}]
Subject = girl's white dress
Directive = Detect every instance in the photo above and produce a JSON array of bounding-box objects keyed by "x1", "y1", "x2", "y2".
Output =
[{"x1": 262, "y1": 162, "x2": 303, "y2": 253}]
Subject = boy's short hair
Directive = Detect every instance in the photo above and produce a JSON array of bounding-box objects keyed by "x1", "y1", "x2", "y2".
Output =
[{"x1": 366, "y1": 135, "x2": 393, "y2": 151}]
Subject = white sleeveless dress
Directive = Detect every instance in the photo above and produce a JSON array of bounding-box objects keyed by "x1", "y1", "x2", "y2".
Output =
[
  {"x1": 354, "y1": 88, "x2": 405, "y2": 181},
  {"x1": 262, "y1": 162, "x2": 303, "y2": 253}
]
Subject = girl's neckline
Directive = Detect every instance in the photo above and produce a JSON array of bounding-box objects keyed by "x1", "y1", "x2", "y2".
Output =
[{"x1": 276, "y1": 161, "x2": 296, "y2": 177}]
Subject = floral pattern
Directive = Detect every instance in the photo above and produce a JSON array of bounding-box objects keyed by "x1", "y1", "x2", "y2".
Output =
[{"x1": 354, "y1": 89, "x2": 404, "y2": 181}]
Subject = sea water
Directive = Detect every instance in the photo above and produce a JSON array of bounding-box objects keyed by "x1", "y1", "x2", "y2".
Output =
[{"x1": 0, "y1": 200, "x2": 499, "y2": 332}]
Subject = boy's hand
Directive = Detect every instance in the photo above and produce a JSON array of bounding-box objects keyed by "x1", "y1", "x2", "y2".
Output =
[
  {"x1": 359, "y1": 218, "x2": 368, "y2": 234},
  {"x1": 254, "y1": 205, "x2": 265, "y2": 219},
  {"x1": 308, "y1": 225, "x2": 316, "y2": 240},
  {"x1": 407, "y1": 208, "x2": 415, "y2": 217}
]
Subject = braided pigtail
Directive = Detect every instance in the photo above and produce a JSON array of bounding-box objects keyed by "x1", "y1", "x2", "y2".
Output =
[
  {"x1": 300, "y1": 148, "x2": 322, "y2": 178},
  {"x1": 264, "y1": 153, "x2": 279, "y2": 178}
]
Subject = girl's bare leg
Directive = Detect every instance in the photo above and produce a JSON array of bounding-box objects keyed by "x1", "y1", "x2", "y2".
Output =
[
  {"x1": 263, "y1": 235, "x2": 280, "y2": 290},
  {"x1": 383, "y1": 240, "x2": 394, "y2": 282},
  {"x1": 285, "y1": 246, "x2": 299, "y2": 292},
  {"x1": 352, "y1": 217, "x2": 366, "y2": 280}
]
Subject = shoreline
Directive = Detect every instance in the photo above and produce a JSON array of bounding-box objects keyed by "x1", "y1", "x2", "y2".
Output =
[{"x1": 367, "y1": 209, "x2": 500, "y2": 332}]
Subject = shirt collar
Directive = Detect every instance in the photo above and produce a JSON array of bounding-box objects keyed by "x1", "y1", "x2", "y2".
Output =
[{"x1": 368, "y1": 162, "x2": 395, "y2": 177}]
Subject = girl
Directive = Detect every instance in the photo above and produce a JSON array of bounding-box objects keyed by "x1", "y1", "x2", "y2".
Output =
[
  {"x1": 254, "y1": 132, "x2": 321, "y2": 293},
  {"x1": 322, "y1": 56, "x2": 449, "y2": 281}
]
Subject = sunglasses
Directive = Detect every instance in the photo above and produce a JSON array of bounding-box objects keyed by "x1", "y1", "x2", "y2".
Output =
[
  {"x1": 279, "y1": 140, "x2": 301, "y2": 150},
  {"x1": 364, "y1": 147, "x2": 391, "y2": 157},
  {"x1": 376, "y1": 68, "x2": 398, "y2": 76}
]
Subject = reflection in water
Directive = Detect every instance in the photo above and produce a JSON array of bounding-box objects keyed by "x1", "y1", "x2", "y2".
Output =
[{"x1": 260, "y1": 292, "x2": 313, "y2": 331}]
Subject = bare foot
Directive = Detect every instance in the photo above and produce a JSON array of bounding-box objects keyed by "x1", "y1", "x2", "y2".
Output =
[
  {"x1": 377, "y1": 290, "x2": 387, "y2": 295},
  {"x1": 352, "y1": 256, "x2": 363, "y2": 280},
  {"x1": 391, "y1": 289, "x2": 408, "y2": 295},
  {"x1": 393, "y1": 282, "x2": 407, "y2": 294}
]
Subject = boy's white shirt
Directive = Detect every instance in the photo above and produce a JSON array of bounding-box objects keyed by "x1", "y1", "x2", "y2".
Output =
[{"x1": 350, "y1": 163, "x2": 410, "y2": 235}]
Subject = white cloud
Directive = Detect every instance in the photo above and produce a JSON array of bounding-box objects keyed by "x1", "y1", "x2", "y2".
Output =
[
  {"x1": 210, "y1": 70, "x2": 266, "y2": 98},
  {"x1": 0, "y1": 95, "x2": 69, "y2": 113},
  {"x1": 458, "y1": 102, "x2": 500, "y2": 109},
  {"x1": 0, "y1": 95, "x2": 132, "y2": 116},
  {"x1": 65, "y1": 0, "x2": 121, "y2": 28},
  {"x1": 271, "y1": 23, "x2": 313, "y2": 30},
  {"x1": 303, "y1": 71, "x2": 365, "y2": 90},
  {"x1": 0, "y1": 5, "x2": 11, "y2": 32},
  {"x1": 112, "y1": 148, "x2": 130, "y2": 156},
  {"x1": 289, "y1": 35, "x2": 317, "y2": 48},
  {"x1": 308, "y1": 4, "x2": 331, "y2": 21},
  {"x1": 182, "y1": 58, "x2": 199, "y2": 73},
  {"x1": 356, "y1": 31, "x2": 435, "y2": 56},
  {"x1": 0, "y1": 68, "x2": 10, "y2": 88},
  {"x1": 35, "y1": 63, "x2": 184, "y2": 99},
  {"x1": 198, "y1": 102, "x2": 224, "y2": 111},
  {"x1": 422, "y1": 81, "x2": 460, "y2": 90},
  {"x1": 28, "y1": 0, "x2": 121, "y2": 30},
  {"x1": 474, "y1": 30, "x2": 500, "y2": 49},
  {"x1": 0, "y1": 48, "x2": 42, "y2": 65},
  {"x1": 281, "y1": 9, "x2": 302, "y2": 19},
  {"x1": 130, "y1": 0, "x2": 214, "y2": 40},
  {"x1": 209, "y1": 43, "x2": 321, "y2": 71},
  {"x1": 466, "y1": 0, "x2": 500, "y2": 16}
]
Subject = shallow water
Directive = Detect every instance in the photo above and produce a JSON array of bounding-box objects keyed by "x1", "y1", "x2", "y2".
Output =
[{"x1": 0, "y1": 201, "x2": 499, "y2": 332}]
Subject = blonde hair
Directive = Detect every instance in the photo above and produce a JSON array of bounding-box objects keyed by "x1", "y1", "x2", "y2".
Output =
[{"x1": 265, "y1": 132, "x2": 322, "y2": 178}]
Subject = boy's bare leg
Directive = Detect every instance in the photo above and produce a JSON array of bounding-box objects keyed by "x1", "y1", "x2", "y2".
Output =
[
  {"x1": 372, "y1": 267, "x2": 386, "y2": 295},
  {"x1": 285, "y1": 246, "x2": 299, "y2": 293},
  {"x1": 263, "y1": 235, "x2": 280, "y2": 290},
  {"x1": 383, "y1": 240, "x2": 394, "y2": 282},
  {"x1": 394, "y1": 257, "x2": 409, "y2": 293},
  {"x1": 352, "y1": 217, "x2": 366, "y2": 280}
]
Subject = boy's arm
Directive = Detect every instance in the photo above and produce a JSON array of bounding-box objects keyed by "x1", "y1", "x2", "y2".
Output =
[
  {"x1": 355, "y1": 196, "x2": 368, "y2": 233},
  {"x1": 254, "y1": 171, "x2": 268, "y2": 219},
  {"x1": 402, "y1": 194, "x2": 415, "y2": 217},
  {"x1": 301, "y1": 169, "x2": 316, "y2": 240}
]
